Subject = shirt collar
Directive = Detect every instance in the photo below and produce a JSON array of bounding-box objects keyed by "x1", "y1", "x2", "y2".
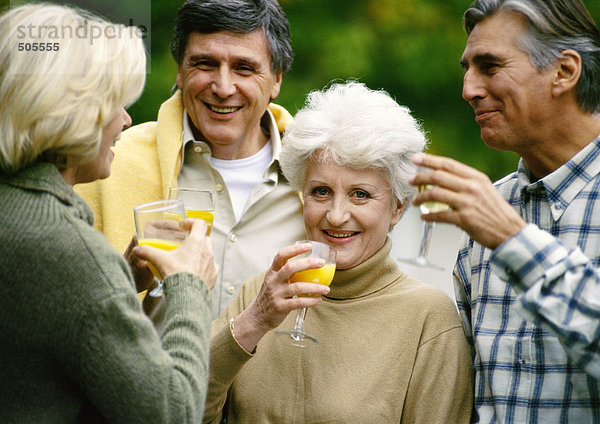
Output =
[{"x1": 517, "y1": 136, "x2": 600, "y2": 220}]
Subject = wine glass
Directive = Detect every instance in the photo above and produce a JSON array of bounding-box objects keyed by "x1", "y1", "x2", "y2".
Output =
[
  {"x1": 134, "y1": 199, "x2": 187, "y2": 297},
  {"x1": 275, "y1": 240, "x2": 336, "y2": 347},
  {"x1": 397, "y1": 165, "x2": 450, "y2": 270},
  {"x1": 167, "y1": 187, "x2": 215, "y2": 236}
]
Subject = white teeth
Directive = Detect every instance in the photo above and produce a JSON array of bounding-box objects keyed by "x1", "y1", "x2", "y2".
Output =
[
  {"x1": 208, "y1": 105, "x2": 238, "y2": 114},
  {"x1": 327, "y1": 232, "x2": 355, "y2": 238}
]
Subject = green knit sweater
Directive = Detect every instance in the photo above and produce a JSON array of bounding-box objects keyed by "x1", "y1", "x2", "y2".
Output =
[
  {"x1": 0, "y1": 162, "x2": 212, "y2": 423},
  {"x1": 204, "y1": 239, "x2": 473, "y2": 423}
]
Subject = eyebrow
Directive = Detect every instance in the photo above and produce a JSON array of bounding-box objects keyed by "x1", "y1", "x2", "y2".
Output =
[
  {"x1": 186, "y1": 53, "x2": 262, "y2": 69},
  {"x1": 306, "y1": 180, "x2": 380, "y2": 191},
  {"x1": 460, "y1": 52, "x2": 502, "y2": 69},
  {"x1": 186, "y1": 53, "x2": 212, "y2": 63}
]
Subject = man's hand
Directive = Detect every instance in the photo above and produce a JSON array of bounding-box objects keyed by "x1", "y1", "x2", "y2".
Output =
[{"x1": 410, "y1": 153, "x2": 527, "y2": 250}]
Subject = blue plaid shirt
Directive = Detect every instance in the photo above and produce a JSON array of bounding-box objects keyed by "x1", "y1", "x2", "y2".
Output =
[{"x1": 454, "y1": 137, "x2": 600, "y2": 423}]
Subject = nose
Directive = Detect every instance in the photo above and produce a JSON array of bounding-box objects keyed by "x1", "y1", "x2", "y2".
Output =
[
  {"x1": 211, "y1": 67, "x2": 236, "y2": 98},
  {"x1": 121, "y1": 108, "x2": 132, "y2": 130},
  {"x1": 462, "y1": 69, "x2": 486, "y2": 103},
  {"x1": 326, "y1": 197, "x2": 351, "y2": 226}
]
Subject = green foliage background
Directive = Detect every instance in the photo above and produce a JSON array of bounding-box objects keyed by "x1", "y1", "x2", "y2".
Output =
[{"x1": 3, "y1": 0, "x2": 600, "y2": 181}]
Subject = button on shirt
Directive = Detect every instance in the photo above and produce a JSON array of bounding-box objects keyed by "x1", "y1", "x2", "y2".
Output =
[{"x1": 455, "y1": 137, "x2": 600, "y2": 423}]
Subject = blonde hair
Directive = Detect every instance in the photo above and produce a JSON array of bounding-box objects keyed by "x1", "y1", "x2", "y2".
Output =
[{"x1": 0, "y1": 3, "x2": 146, "y2": 173}]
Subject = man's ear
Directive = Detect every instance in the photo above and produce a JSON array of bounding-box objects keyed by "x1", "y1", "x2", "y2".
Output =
[
  {"x1": 176, "y1": 65, "x2": 183, "y2": 90},
  {"x1": 270, "y1": 72, "x2": 283, "y2": 101},
  {"x1": 551, "y1": 49, "x2": 582, "y2": 98}
]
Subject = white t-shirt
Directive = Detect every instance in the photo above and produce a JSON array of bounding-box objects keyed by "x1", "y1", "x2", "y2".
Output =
[{"x1": 210, "y1": 141, "x2": 273, "y2": 222}]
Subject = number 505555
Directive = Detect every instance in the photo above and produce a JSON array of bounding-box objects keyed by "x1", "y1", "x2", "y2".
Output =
[{"x1": 18, "y1": 42, "x2": 60, "y2": 52}]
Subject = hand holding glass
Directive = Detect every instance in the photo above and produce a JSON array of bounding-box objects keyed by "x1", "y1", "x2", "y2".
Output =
[
  {"x1": 275, "y1": 240, "x2": 336, "y2": 347},
  {"x1": 134, "y1": 199, "x2": 187, "y2": 297},
  {"x1": 397, "y1": 165, "x2": 450, "y2": 269},
  {"x1": 168, "y1": 187, "x2": 215, "y2": 235}
]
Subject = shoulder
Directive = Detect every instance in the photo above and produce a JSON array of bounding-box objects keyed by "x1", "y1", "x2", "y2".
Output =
[
  {"x1": 106, "y1": 120, "x2": 161, "y2": 181},
  {"x1": 6, "y1": 191, "x2": 131, "y2": 299},
  {"x1": 394, "y1": 275, "x2": 463, "y2": 332},
  {"x1": 115, "y1": 121, "x2": 159, "y2": 153},
  {"x1": 121, "y1": 120, "x2": 158, "y2": 140},
  {"x1": 53, "y1": 211, "x2": 132, "y2": 296},
  {"x1": 114, "y1": 91, "x2": 183, "y2": 155},
  {"x1": 268, "y1": 103, "x2": 293, "y2": 134}
]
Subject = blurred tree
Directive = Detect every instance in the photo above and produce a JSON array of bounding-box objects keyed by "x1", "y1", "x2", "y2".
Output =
[
  {"x1": 1, "y1": 0, "x2": 599, "y2": 181},
  {"x1": 279, "y1": 0, "x2": 519, "y2": 180}
]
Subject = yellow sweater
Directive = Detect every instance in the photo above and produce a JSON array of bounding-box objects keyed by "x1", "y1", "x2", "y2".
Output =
[
  {"x1": 205, "y1": 239, "x2": 473, "y2": 423},
  {"x1": 75, "y1": 91, "x2": 294, "y2": 253}
]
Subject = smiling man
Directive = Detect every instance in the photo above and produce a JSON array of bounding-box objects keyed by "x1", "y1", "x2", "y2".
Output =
[
  {"x1": 75, "y1": 0, "x2": 306, "y2": 319},
  {"x1": 410, "y1": 0, "x2": 600, "y2": 422}
]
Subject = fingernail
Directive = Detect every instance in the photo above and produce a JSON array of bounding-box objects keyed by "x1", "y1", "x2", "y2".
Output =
[{"x1": 412, "y1": 152, "x2": 425, "y2": 164}]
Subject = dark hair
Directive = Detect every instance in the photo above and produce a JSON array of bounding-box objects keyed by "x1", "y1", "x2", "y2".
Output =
[
  {"x1": 464, "y1": 0, "x2": 600, "y2": 113},
  {"x1": 170, "y1": 0, "x2": 293, "y2": 74}
]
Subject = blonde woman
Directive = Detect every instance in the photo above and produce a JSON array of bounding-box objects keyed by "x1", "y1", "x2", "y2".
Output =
[{"x1": 0, "y1": 4, "x2": 218, "y2": 422}]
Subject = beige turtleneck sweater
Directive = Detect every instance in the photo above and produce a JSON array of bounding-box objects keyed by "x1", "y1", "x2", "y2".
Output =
[{"x1": 204, "y1": 238, "x2": 473, "y2": 423}]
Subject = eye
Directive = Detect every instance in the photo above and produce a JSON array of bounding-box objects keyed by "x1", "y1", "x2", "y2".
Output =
[
  {"x1": 311, "y1": 186, "x2": 330, "y2": 197},
  {"x1": 234, "y1": 63, "x2": 257, "y2": 76},
  {"x1": 480, "y1": 62, "x2": 499, "y2": 75},
  {"x1": 237, "y1": 65, "x2": 255, "y2": 73},
  {"x1": 190, "y1": 59, "x2": 216, "y2": 70},
  {"x1": 352, "y1": 189, "x2": 370, "y2": 200}
]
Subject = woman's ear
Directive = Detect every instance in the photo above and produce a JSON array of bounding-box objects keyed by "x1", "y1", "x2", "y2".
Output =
[
  {"x1": 390, "y1": 199, "x2": 405, "y2": 226},
  {"x1": 551, "y1": 49, "x2": 582, "y2": 98}
]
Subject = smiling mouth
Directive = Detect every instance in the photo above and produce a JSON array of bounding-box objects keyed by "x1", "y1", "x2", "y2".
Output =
[
  {"x1": 206, "y1": 103, "x2": 241, "y2": 114},
  {"x1": 475, "y1": 109, "x2": 498, "y2": 118},
  {"x1": 474, "y1": 110, "x2": 499, "y2": 123},
  {"x1": 324, "y1": 230, "x2": 359, "y2": 239}
]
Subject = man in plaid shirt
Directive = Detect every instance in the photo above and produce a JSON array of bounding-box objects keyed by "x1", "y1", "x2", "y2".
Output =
[{"x1": 411, "y1": 0, "x2": 600, "y2": 422}]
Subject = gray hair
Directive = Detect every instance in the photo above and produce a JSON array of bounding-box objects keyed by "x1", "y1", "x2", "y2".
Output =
[
  {"x1": 0, "y1": 3, "x2": 146, "y2": 173},
  {"x1": 464, "y1": 0, "x2": 600, "y2": 113},
  {"x1": 170, "y1": 0, "x2": 293, "y2": 75},
  {"x1": 280, "y1": 81, "x2": 427, "y2": 204}
]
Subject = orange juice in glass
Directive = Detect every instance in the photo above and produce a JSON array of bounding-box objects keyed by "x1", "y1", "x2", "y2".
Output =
[
  {"x1": 291, "y1": 263, "x2": 336, "y2": 297},
  {"x1": 275, "y1": 240, "x2": 336, "y2": 346},
  {"x1": 168, "y1": 187, "x2": 215, "y2": 235},
  {"x1": 134, "y1": 199, "x2": 187, "y2": 297},
  {"x1": 137, "y1": 238, "x2": 182, "y2": 279}
]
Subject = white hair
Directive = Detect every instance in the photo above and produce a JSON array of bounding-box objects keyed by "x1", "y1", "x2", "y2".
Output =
[
  {"x1": 0, "y1": 3, "x2": 147, "y2": 173},
  {"x1": 280, "y1": 81, "x2": 427, "y2": 204}
]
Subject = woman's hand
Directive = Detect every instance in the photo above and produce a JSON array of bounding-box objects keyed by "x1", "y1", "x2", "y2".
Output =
[
  {"x1": 232, "y1": 242, "x2": 331, "y2": 353},
  {"x1": 133, "y1": 219, "x2": 220, "y2": 289},
  {"x1": 124, "y1": 235, "x2": 155, "y2": 293}
]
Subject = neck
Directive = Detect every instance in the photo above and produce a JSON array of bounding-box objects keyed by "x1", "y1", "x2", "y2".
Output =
[
  {"x1": 191, "y1": 122, "x2": 268, "y2": 160},
  {"x1": 59, "y1": 166, "x2": 76, "y2": 187},
  {"x1": 520, "y1": 111, "x2": 600, "y2": 180}
]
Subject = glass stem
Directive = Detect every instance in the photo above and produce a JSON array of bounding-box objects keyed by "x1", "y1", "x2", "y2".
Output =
[
  {"x1": 294, "y1": 307, "x2": 308, "y2": 332},
  {"x1": 417, "y1": 221, "x2": 434, "y2": 259}
]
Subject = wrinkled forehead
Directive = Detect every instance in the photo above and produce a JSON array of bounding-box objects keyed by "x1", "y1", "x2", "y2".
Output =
[{"x1": 461, "y1": 10, "x2": 528, "y2": 66}]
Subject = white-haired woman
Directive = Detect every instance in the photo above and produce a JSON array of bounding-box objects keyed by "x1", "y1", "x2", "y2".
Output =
[
  {"x1": 204, "y1": 82, "x2": 473, "y2": 423},
  {"x1": 0, "y1": 4, "x2": 218, "y2": 423}
]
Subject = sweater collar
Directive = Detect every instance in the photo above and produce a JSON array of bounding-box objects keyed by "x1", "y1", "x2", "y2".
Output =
[
  {"x1": 326, "y1": 237, "x2": 402, "y2": 300},
  {"x1": 2, "y1": 162, "x2": 94, "y2": 225}
]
